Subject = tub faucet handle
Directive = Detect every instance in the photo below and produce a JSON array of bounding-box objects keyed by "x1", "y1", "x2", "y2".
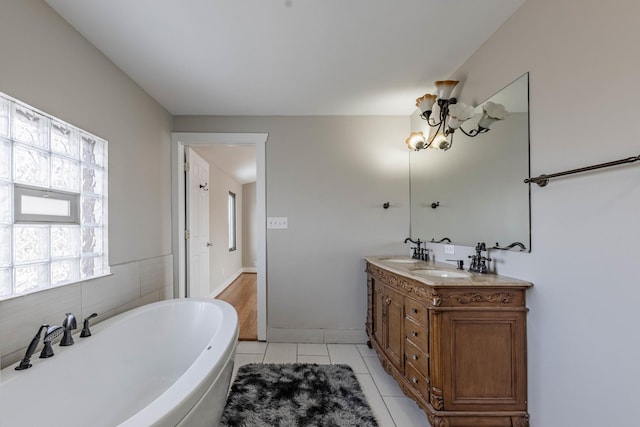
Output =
[
  {"x1": 80, "y1": 313, "x2": 98, "y2": 338},
  {"x1": 60, "y1": 313, "x2": 77, "y2": 346}
]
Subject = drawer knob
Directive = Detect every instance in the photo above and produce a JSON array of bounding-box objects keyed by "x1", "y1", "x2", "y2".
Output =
[
  {"x1": 412, "y1": 377, "x2": 419, "y2": 384},
  {"x1": 412, "y1": 354, "x2": 418, "y2": 360},
  {"x1": 412, "y1": 331, "x2": 418, "y2": 337}
]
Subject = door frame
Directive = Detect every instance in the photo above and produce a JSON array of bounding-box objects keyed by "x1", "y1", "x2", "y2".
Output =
[{"x1": 171, "y1": 132, "x2": 268, "y2": 341}]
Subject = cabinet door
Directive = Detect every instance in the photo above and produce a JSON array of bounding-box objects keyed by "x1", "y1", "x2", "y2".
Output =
[
  {"x1": 372, "y1": 278, "x2": 384, "y2": 347},
  {"x1": 440, "y1": 311, "x2": 527, "y2": 411},
  {"x1": 384, "y1": 287, "x2": 404, "y2": 370}
]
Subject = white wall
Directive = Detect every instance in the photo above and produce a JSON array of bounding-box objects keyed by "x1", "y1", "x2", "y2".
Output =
[
  {"x1": 192, "y1": 148, "x2": 244, "y2": 296},
  {"x1": 242, "y1": 182, "x2": 258, "y2": 269},
  {"x1": 423, "y1": 0, "x2": 640, "y2": 425},
  {"x1": 0, "y1": 0, "x2": 173, "y2": 367},
  {"x1": 174, "y1": 116, "x2": 410, "y2": 342}
]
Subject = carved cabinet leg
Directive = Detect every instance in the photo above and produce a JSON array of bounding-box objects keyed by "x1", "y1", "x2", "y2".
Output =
[{"x1": 512, "y1": 415, "x2": 530, "y2": 427}]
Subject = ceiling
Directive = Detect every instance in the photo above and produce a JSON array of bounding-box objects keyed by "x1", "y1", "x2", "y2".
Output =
[
  {"x1": 193, "y1": 144, "x2": 257, "y2": 184},
  {"x1": 44, "y1": 0, "x2": 525, "y2": 117}
]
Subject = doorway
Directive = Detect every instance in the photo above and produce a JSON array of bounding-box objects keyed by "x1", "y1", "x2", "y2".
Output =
[{"x1": 171, "y1": 132, "x2": 268, "y2": 341}]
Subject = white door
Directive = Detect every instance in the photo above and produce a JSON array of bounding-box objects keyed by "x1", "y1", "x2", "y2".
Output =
[{"x1": 186, "y1": 147, "x2": 211, "y2": 298}]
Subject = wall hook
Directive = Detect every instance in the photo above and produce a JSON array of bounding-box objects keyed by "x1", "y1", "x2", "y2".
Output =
[
  {"x1": 199, "y1": 183, "x2": 209, "y2": 191},
  {"x1": 431, "y1": 201, "x2": 440, "y2": 209},
  {"x1": 383, "y1": 202, "x2": 390, "y2": 209}
]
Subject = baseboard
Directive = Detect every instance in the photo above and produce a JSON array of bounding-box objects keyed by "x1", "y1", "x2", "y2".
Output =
[
  {"x1": 242, "y1": 267, "x2": 257, "y2": 274},
  {"x1": 210, "y1": 268, "x2": 244, "y2": 298},
  {"x1": 267, "y1": 328, "x2": 367, "y2": 344}
]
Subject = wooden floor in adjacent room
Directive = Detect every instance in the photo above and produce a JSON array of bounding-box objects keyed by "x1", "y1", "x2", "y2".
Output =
[{"x1": 216, "y1": 273, "x2": 257, "y2": 340}]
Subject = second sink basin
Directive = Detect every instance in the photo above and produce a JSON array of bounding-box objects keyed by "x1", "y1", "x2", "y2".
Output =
[
  {"x1": 381, "y1": 258, "x2": 420, "y2": 264},
  {"x1": 412, "y1": 269, "x2": 471, "y2": 279}
]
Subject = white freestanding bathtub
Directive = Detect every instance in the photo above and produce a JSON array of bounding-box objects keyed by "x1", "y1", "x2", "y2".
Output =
[{"x1": 0, "y1": 298, "x2": 238, "y2": 427}]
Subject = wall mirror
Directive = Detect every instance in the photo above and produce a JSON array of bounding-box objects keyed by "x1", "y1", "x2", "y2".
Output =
[{"x1": 409, "y1": 73, "x2": 530, "y2": 250}]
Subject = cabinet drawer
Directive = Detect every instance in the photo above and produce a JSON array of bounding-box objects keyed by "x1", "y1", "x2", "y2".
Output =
[
  {"x1": 404, "y1": 317, "x2": 428, "y2": 351},
  {"x1": 405, "y1": 361, "x2": 429, "y2": 401},
  {"x1": 405, "y1": 297, "x2": 427, "y2": 324},
  {"x1": 405, "y1": 338, "x2": 428, "y2": 377}
]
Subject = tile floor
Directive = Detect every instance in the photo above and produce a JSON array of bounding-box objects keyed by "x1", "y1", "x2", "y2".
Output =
[{"x1": 234, "y1": 341, "x2": 430, "y2": 427}]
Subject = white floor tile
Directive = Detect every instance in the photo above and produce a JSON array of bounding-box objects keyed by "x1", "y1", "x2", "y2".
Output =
[
  {"x1": 356, "y1": 373, "x2": 397, "y2": 427},
  {"x1": 297, "y1": 355, "x2": 331, "y2": 364},
  {"x1": 363, "y1": 356, "x2": 405, "y2": 397},
  {"x1": 327, "y1": 344, "x2": 368, "y2": 373},
  {"x1": 357, "y1": 343, "x2": 377, "y2": 357},
  {"x1": 263, "y1": 342, "x2": 298, "y2": 363},
  {"x1": 383, "y1": 396, "x2": 430, "y2": 427},
  {"x1": 231, "y1": 353, "x2": 265, "y2": 383},
  {"x1": 297, "y1": 343, "x2": 329, "y2": 356},
  {"x1": 236, "y1": 341, "x2": 268, "y2": 354}
]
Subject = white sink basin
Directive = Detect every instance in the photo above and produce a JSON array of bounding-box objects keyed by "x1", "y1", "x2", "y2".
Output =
[
  {"x1": 412, "y1": 269, "x2": 471, "y2": 278},
  {"x1": 381, "y1": 258, "x2": 420, "y2": 264}
]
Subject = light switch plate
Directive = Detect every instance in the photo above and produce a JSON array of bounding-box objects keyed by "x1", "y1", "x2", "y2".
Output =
[
  {"x1": 444, "y1": 244, "x2": 455, "y2": 255},
  {"x1": 267, "y1": 217, "x2": 288, "y2": 229}
]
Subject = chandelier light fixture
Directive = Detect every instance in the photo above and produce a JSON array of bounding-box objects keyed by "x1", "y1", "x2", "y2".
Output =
[{"x1": 406, "y1": 80, "x2": 509, "y2": 151}]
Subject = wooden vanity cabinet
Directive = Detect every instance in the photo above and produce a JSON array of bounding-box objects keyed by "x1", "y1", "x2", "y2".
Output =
[{"x1": 366, "y1": 260, "x2": 531, "y2": 427}]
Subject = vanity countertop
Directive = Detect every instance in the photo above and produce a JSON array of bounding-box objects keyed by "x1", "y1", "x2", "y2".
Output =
[{"x1": 364, "y1": 256, "x2": 532, "y2": 288}]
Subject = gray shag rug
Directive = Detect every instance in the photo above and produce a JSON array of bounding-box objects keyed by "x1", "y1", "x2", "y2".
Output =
[{"x1": 220, "y1": 363, "x2": 379, "y2": 427}]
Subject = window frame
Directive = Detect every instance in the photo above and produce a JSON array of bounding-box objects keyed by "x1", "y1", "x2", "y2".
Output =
[{"x1": 14, "y1": 184, "x2": 79, "y2": 224}]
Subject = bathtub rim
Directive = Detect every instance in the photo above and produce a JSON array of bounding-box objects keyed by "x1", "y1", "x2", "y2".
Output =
[
  {"x1": 118, "y1": 298, "x2": 239, "y2": 427},
  {"x1": 1, "y1": 298, "x2": 239, "y2": 427}
]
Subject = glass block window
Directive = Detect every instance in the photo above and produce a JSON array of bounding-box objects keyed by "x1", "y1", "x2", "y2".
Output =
[{"x1": 0, "y1": 92, "x2": 109, "y2": 299}]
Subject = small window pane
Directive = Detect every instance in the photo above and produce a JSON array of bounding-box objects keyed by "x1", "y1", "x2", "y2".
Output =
[
  {"x1": 82, "y1": 226, "x2": 103, "y2": 255},
  {"x1": 14, "y1": 225, "x2": 49, "y2": 264},
  {"x1": 51, "y1": 259, "x2": 79, "y2": 286},
  {"x1": 0, "y1": 226, "x2": 10, "y2": 266},
  {"x1": 21, "y1": 195, "x2": 70, "y2": 216},
  {"x1": 0, "y1": 183, "x2": 10, "y2": 224},
  {"x1": 81, "y1": 133, "x2": 104, "y2": 166},
  {"x1": 14, "y1": 144, "x2": 49, "y2": 187},
  {"x1": 12, "y1": 104, "x2": 49, "y2": 148},
  {"x1": 51, "y1": 225, "x2": 80, "y2": 259},
  {"x1": 0, "y1": 137, "x2": 10, "y2": 181},
  {"x1": 81, "y1": 195, "x2": 103, "y2": 225},
  {"x1": 15, "y1": 263, "x2": 49, "y2": 293},
  {"x1": 82, "y1": 166, "x2": 103, "y2": 195},
  {"x1": 0, "y1": 98, "x2": 9, "y2": 138},
  {"x1": 0, "y1": 268, "x2": 11, "y2": 296},
  {"x1": 81, "y1": 256, "x2": 103, "y2": 279},
  {"x1": 51, "y1": 155, "x2": 80, "y2": 192},
  {"x1": 51, "y1": 121, "x2": 79, "y2": 159}
]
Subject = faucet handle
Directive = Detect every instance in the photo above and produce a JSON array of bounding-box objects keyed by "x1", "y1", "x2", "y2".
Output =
[
  {"x1": 80, "y1": 313, "x2": 98, "y2": 338},
  {"x1": 447, "y1": 259, "x2": 464, "y2": 270}
]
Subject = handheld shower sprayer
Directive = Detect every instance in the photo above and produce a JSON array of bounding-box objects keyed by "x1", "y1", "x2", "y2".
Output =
[
  {"x1": 15, "y1": 324, "x2": 48, "y2": 370},
  {"x1": 39, "y1": 326, "x2": 65, "y2": 358}
]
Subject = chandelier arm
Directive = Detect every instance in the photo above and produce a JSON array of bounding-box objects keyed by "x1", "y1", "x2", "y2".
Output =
[
  {"x1": 458, "y1": 126, "x2": 480, "y2": 137},
  {"x1": 425, "y1": 121, "x2": 444, "y2": 149},
  {"x1": 424, "y1": 116, "x2": 442, "y2": 127}
]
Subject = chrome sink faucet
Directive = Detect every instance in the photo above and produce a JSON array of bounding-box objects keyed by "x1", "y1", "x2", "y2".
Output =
[{"x1": 468, "y1": 242, "x2": 491, "y2": 273}]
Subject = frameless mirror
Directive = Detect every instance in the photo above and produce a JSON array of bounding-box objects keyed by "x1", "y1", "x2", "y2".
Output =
[{"x1": 409, "y1": 73, "x2": 530, "y2": 250}]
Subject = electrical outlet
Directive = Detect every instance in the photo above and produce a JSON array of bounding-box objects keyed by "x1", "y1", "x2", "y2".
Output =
[
  {"x1": 267, "y1": 217, "x2": 288, "y2": 229},
  {"x1": 444, "y1": 244, "x2": 455, "y2": 255}
]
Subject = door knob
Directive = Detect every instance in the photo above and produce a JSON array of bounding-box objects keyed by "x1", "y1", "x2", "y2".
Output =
[{"x1": 206, "y1": 242, "x2": 213, "y2": 247}]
